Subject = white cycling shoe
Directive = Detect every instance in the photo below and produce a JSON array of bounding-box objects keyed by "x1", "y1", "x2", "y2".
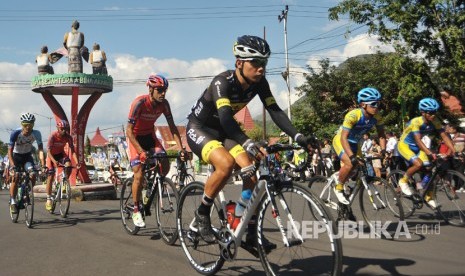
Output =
[
  {"x1": 426, "y1": 199, "x2": 439, "y2": 209},
  {"x1": 399, "y1": 179, "x2": 413, "y2": 196},
  {"x1": 333, "y1": 187, "x2": 349, "y2": 205},
  {"x1": 132, "y1": 212, "x2": 146, "y2": 228}
]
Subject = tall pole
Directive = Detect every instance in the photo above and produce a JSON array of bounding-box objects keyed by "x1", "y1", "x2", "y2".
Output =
[
  {"x1": 262, "y1": 26, "x2": 267, "y2": 140},
  {"x1": 279, "y1": 5, "x2": 292, "y2": 144}
]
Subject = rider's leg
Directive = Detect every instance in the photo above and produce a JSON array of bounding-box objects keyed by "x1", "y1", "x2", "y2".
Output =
[{"x1": 9, "y1": 170, "x2": 18, "y2": 213}]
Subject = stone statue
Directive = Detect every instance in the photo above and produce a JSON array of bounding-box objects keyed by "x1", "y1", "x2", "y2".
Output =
[
  {"x1": 35, "y1": 45, "x2": 54, "y2": 75},
  {"x1": 63, "y1": 20, "x2": 85, "y2": 73},
  {"x1": 89, "y1": 43, "x2": 107, "y2": 75}
]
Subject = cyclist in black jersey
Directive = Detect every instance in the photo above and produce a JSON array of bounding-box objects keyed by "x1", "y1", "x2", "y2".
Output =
[{"x1": 186, "y1": 35, "x2": 311, "y2": 243}]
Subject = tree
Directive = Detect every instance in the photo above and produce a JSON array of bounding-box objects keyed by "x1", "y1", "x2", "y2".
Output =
[
  {"x1": 0, "y1": 140, "x2": 7, "y2": 157},
  {"x1": 85, "y1": 135, "x2": 91, "y2": 156},
  {"x1": 329, "y1": 0, "x2": 465, "y2": 106},
  {"x1": 295, "y1": 52, "x2": 436, "y2": 136}
]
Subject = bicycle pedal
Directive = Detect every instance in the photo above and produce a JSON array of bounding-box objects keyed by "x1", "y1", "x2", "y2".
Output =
[{"x1": 240, "y1": 241, "x2": 259, "y2": 258}]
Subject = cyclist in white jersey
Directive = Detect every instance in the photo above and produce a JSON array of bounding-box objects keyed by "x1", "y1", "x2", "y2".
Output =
[{"x1": 7, "y1": 113, "x2": 45, "y2": 214}]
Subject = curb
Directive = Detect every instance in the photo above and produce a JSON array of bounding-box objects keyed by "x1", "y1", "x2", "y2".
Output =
[{"x1": 33, "y1": 182, "x2": 117, "y2": 201}]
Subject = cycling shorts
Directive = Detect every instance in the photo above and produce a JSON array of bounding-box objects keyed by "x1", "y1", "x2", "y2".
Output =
[
  {"x1": 46, "y1": 152, "x2": 71, "y2": 174},
  {"x1": 332, "y1": 133, "x2": 361, "y2": 159},
  {"x1": 11, "y1": 153, "x2": 35, "y2": 174},
  {"x1": 127, "y1": 133, "x2": 165, "y2": 167},
  {"x1": 186, "y1": 119, "x2": 245, "y2": 163},
  {"x1": 397, "y1": 141, "x2": 430, "y2": 166}
]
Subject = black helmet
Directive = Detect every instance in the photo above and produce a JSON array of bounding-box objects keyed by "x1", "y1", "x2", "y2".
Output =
[{"x1": 233, "y1": 35, "x2": 270, "y2": 59}]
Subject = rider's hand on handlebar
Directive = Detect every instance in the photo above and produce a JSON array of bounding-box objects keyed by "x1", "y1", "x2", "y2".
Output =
[
  {"x1": 349, "y1": 155, "x2": 358, "y2": 166},
  {"x1": 242, "y1": 139, "x2": 264, "y2": 160},
  {"x1": 139, "y1": 151, "x2": 148, "y2": 164},
  {"x1": 427, "y1": 153, "x2": 437, "y2": 161}
]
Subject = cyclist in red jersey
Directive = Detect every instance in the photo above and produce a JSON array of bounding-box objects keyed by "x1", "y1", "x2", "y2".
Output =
[
  {"x1": 126, "y1": 74, "x2": 184, "y2": 227},
  {"x1": 45, "y1": 120, "x2": 80, "y2": 211}
]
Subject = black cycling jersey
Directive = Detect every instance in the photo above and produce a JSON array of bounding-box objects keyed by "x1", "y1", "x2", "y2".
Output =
[{"x1": 187, "y1": 70, "x2": 298, "y2": 145}]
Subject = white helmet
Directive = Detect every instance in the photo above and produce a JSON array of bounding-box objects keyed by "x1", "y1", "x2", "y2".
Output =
[{"x1": 20, "y1": 112, "x2": 36, "y2": 123}]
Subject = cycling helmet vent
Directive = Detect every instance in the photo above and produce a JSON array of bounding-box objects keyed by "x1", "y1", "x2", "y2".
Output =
[
  {"x1": 233, "y1": 35, "x2": 270, "y2": 59},
  {"x1": 20, "y1": 112, "x2": 36, "y2": 123},
  {"x1": 418, "y1": 98, "x2": 440, "y2": 112},
  {"x1": 357, "y1": 87, "x2": 382, "y2": 103},
  {"x1": 146, "y1": 74, "x2": 169, "y2": 90}
]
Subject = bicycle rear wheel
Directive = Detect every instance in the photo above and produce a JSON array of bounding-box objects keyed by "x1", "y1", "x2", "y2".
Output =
[
  {"x1": 155, "y1": 177, "x2": 179, "y2": 245},
  {"x1": 177, "y1": 181, "x2": 225, "y2": 275},
  {"x1": 434, "y1": 170, "x2": 465, "y2": 226},
  {"x1": 24, "y1": 182, "x2": 34, "y2": 228},
  {"x1": 387, "y1": 170, "x2": 416, "y2": 218},
  {"x1": 257, "y1": 181, "x2": 342, "y2": 276},
  {"x1": 359, "y1": 177, "x2": 405, "y2": 239},
  {"x1": 120, "y1": 177, "x2": 140, "y2": 235},
  {"x1": 59, "y1": 179, "x2": 71, "y2": 218}
]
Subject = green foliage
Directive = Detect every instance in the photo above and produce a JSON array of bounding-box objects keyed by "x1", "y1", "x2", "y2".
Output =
[
  {"x1": 246, "y1": 125, "x2": 268, "y2": 141},
  {"x1": 329, "y1": 0, "x2": 465, "y2": 106},
  {"x1": 294, "y1": 52, "x2": 437, "y2": 135},
  {"x1": 0, "y1": 140, "x2": 7, "y2": 157}
]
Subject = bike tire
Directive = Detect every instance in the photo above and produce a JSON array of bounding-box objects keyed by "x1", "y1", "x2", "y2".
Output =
[
  {"x1": 433, "y1": 170, "x2": 465, "y2": 227},
  {"x1": 59, "y1": 179, "x2": 71, "y2": 218},
  {"x1": 386, "y1": 170, "x2": 416, "y2": 218},
  {"x1": 308, "y1": 175, "x2": 341, "y2": 221},
  {"x1": 177, "y1": 181, "x2": 225, "y2": 275},
  {"x1": 257, "y1": 181, "x2": 342, "y2": 276},
  {"x1": 25, "y1": 182, "x2": 34, "y2": 228},
  {"x1": 359, "y1": 177, "x2": 405, "y2": 240},
  {"x1": 10, "y1": 202, "x2": 20, "y2": 223},
  {"x1": 155, "y1": 177, "x2": 179, "y2": 245},
  {"x1": 120, "y1": 177, "x2": 140, "y2": 235}
]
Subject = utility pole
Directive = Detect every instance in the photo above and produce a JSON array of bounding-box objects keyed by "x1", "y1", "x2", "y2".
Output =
[
  {"x1": 279, "y1": 5, "x2": 291, "y2": 122},
  {"x1": 262, "y1": 26, "x2": 267, "y2": 140}
]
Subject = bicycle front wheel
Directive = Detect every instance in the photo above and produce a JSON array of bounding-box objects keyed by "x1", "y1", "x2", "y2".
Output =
[
  {"x1": 59, "y1": 179, "x2": 71, "y2": 218},
  {"x1": 257, "y1": 181, "x2": 342, "y2": 276},
  {"x1": 25, "y1": 182, "x2": 34, "y2": 228},
  {"x1": 177, "y1": 181, "x2": 225, "y2": 275},
  {"x1": 434, "y1": 170, "x2": 465, "y2": 226},
  {"x1": 155, "y1": 177, "x2": 179, "y2": 245},
  {"x1": 120, "y1": 177, "x2": 140, "y2": 235},
  {"x1": 359, "y1": 177, "x2": 405, "y2": 240}
]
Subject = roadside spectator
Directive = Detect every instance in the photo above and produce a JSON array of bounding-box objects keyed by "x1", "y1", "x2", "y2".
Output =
[
  {"x1": 386, "y1": 131, "x2": 402, "y2": 172},
  {"x1": 369, "y1": 138, "x2": 383, "y2": 182},
  {"x1": 421, "y1": 134, "x2": 432, "y2": 149},
  {"x1": 361, "y1": 133, "x2": 374, "y2": 176}
]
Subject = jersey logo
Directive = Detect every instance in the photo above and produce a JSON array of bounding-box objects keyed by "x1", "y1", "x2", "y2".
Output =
[
  {"x1": 215, "y1": 80, "x2": 221, "y2": 97},
  {"x1": 265, "y1": 97, "x2": 276, "y2": 106}
]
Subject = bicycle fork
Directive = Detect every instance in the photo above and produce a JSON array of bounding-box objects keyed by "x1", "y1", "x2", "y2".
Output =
[{"x1": 361, "y1": 176, "x2": 386, "y2": 210}]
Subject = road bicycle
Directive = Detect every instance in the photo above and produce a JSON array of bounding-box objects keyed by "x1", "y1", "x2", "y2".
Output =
[
  {"x1": 177, "y1": 143, "x2": 342, "y2": 275},
  {"x1": 387, "y1": 155, "x2": 465, "y2": 226},
  {"x1": 120, "y1": 152, "x2": 179, "y2": 245},
  {"x1": 171, "y1": 163, "x2": 195, "y2": 189},
  {"x1": 9, "y1": 167, "x2": 37, "y2": 228},
  {"x1": 48, "y1": 164, "x2": 73, "y2": 218},
  {"x1": 308, "y1": 156, "x2": 405, "y2": 239}
]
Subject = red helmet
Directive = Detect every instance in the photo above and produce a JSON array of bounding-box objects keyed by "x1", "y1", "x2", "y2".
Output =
[
  {"x1": 57, "y1": 120, "x2": 69, "y2": 128},
  {"x1": 146, "y1": 74, "x2": 169, "y2": 90}
]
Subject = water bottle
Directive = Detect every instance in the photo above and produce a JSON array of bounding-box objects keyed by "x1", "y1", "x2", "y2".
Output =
[
  {"x1": 233, "y1": 189, "x2": 252, "y2": 229},
  {"x1": 142, "y1": 189, "x2": 148, "y2": 205},
  {"x1": 421, "y1": 175, "x2": 431, "y2": 189},
  {"x1": 226, "y1": 201, "x2": 236, "y2": 228}
]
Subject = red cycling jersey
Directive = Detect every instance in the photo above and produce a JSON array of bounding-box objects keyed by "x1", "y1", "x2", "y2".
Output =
[
  {"x1": 127, "y1": 94, "x2": 173, "y2": 136},
  {"x1": 47, "y1": 131, "x2": 75, "y2": 155}
]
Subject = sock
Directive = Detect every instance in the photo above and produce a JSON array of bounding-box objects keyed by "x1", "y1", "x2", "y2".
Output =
[
  {"x1": 198, "y1": 193, "x2": 214, "y2": 216},
  {"x1": 134, "y1": 201, "x2": 140, "y2": 213}
]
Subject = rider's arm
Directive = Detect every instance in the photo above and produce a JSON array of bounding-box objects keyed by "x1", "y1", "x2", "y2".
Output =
[
  {"x1": 37, "y1": 145, "x2": 45, "y2": 167},
  {"x1": 126, "y1": 123, "x2": 144, "y2": 155},
  {"x1": 376, "y1": 126, "x2": 387, "y2": 151},
  {"x1": 212, "y1": 76, "x2": 249, "y2": 144},
  {"x1": 414, "y1": 133, "x2": 433, "y2": 155},
  {"x1": 163, "y1": 101, "x2": 184, "y2": 149},
  {"x1": 340, "y1": 129, "x2": 354, "y2": 157},
  {"x1": 7, "y1": 147, "x2": 15, "y2": 168}
]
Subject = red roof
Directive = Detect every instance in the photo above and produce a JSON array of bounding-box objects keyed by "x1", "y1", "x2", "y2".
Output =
[
  {"x1": 234, "y1": 106, "x2": 255, "y2": 131},
  {"x1": 90, "y1": 127, "x2": 108, "y2": 147}
]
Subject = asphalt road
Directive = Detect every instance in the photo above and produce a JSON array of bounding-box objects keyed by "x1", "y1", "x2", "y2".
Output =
[{"x1": 1, "y1": 185, "x2": 464, "y2": 276}]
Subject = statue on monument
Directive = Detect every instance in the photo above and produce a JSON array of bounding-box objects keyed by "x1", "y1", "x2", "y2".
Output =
[
  {"x1": 89, "y1": 43, "x2": 108, "y2": 75},
  {"x1": 63, "y1": 20, "x2": 88, "y2": 73},
  {"x1": 35, "y1": 45, "x2": 54, "y2": 75}
]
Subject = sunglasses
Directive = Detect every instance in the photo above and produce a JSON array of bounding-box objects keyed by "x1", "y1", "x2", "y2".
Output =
[
  {"x1": 154, "y1": 87, "x2": 167, "y2": 94},
  {"x1": 425, "y1": 111, "x2": 437, "y2": 115},
  {"x1": 21, "y1": 122, "x2": 34, "y2": 127},
  {"x1": 247, "y1": 58, "x2": 268, "y2": 68},
  {"x1": 364, "y1": 101, "x2": 380, "y2": 108}
]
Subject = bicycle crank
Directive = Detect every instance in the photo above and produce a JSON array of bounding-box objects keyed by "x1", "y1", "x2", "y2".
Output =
[{"x1": 217, "y1": 228, "x2": 237, "y2": 261}]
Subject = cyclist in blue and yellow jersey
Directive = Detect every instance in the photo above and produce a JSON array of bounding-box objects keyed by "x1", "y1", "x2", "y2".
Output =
[
  {"x1": 186, "y1": 35, "x2": 312, "y2": 244},
  {"x1": 397, "y1": 98, "x2": 455, "y2": 208},
  {"x1": 332, "y1": 87, "x2": 386, "y2": 204}
]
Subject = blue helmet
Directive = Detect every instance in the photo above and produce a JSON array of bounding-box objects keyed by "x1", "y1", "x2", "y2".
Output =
[
  {"x1": 418, "y1": 98, "x2": 440, "y2": 112},
  {"x1": 357, "y1": 87, "x2": 382, "y2": 103}
]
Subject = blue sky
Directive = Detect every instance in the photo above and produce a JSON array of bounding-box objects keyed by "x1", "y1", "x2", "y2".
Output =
[{"x1": 0, "y1": 0, "x2": 393, "y2": 143}]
